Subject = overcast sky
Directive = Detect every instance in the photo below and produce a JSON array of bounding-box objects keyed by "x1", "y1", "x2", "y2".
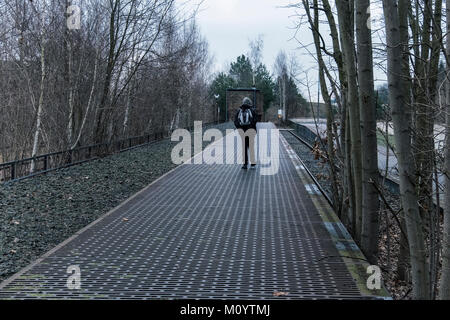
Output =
[
  {"x1": 194, "y1": 0, "x2": 304, "y2": 72},
  {"x1": 188, "y1": 0, "x2": 387, "y2": 100}
]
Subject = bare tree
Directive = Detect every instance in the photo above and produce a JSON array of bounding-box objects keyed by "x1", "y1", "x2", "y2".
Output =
[
  {"x1": 94, "y1": 0, "x2": 175, "y2": 144},
  {"x1": 0, "y1": 0, "x2": 213, "y2": 163},
  {"x1": 288, "y1": 0, "x2": 448, "y2": 299},
  {"x1": 355, "y1": 0, "x2": 380, "y2": 263},
  {"x1": 30, "y1": 3, "x2": 47, "y2": 173},
  {"x1": 336, "y1": 0, "x2": 363, "y2": 241},
  {"x1": 274, "y1": 50, "x2": 288, "y2": 122},
  {"x1": 382, "y1": 0, "x2": 430, "y2": 300},
  {"x1": 249, "y1": 34, "x2": 264, "y2": 86},
  {"x1": 440, "y1": 0, "x2": 450, "y2": 300},
  {"x1": 301, "y1": 0, "x2": 340, "y2": 215}
]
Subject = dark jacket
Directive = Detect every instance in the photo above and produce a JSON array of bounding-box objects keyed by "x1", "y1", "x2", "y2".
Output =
[{"x1": 234, "y1": 105, "x2": 257, "y2": 132}]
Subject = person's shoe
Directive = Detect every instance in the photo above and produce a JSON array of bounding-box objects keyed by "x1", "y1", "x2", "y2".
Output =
[
  {"x1": 241, "y1": 164, "x2": 248, "y2": 170},
  {"x1": 250, "y1": 164, "x2": 256, "y2": 169}
]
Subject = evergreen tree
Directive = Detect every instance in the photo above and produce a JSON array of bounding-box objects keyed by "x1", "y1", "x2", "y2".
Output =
[
  {"x1": 209, "y1": 72, "x2": 236, "y2": 120},
  {"x1": 229, "y1": 55, "x2": 253, "y2": 87},
  {"x1": 254, "y1": 64, "x2": 275, "y2": 112}
]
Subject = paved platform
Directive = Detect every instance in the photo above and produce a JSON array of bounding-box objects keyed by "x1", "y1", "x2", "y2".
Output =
[{"x1": 0, "y1": 123, "x2": 389, "y2": 299}]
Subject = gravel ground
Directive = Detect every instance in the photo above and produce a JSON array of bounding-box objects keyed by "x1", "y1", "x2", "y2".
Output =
[
  {"x1": 281, "y1": 131, "x2": 333, "y2": 199},
  {"x1": 0, "y1": 122, "x2": 235, "y2": 282}
]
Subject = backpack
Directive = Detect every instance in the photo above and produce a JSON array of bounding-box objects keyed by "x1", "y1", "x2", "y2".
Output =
[{"x1": 237, "y1": 108, "x2": 253, "y2": 126}]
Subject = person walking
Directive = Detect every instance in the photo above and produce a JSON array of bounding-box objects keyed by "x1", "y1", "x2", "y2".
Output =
[{"x1": 234, "y1": 97, "x2": 257, "y2": 170}]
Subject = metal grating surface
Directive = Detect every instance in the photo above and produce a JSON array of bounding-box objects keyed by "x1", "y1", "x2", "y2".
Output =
[{"x1": 0, "y1": 123, "x2": 364, "y2": 299}]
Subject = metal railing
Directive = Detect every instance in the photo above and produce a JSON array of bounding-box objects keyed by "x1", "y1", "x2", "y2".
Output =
[
  {"x1": 288, "y1": 120, "x2": 323, "y2": 148},
  {"x1": 0, "y1": 121, "x2": 221, "y2": 183},
  {"x1": 287, "y1": 119, "x2": 443, "y2": 214}
]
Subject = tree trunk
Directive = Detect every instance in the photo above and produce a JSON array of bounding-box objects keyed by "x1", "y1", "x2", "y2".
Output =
[
  {"x1": 439, "y1": 0, "x2": 450, "y2": 300},
  {"x1": 413, "y1": 0, "x2": 435, "y2": 230},
  {"x1": 66, "y1": 1, "x2": 75, "y2": 147},
  {"x1": 397, "y1": 217, "x2": 410, "y2": 282},
  {"x1": 94, "y1": 0, "x2": 119, "y2": 144},
  {"x1": 303, "y1": 0, "x2": 340, "y2": 213},
  {"x1": 345, "y1": 111, "x2": 355, "y2": 231},
  {"x1": 336, "y1": 0, "x2": 363, "y2": 243},
  {"x1": 321, "y1": 0, "x2": 346, "y2": 89},
  {"x1": 428, "y1": 0, "x2": 442, "y2": 298},
  {"x1": 71, "y1": 49, "x2": 100, "y2": 149},
  {"x1": 282, "y1": 74, "x2": 287, "y2": 121},
  {"x1": 31, "y1": 27, "x2": 46, "y2": 173},
  {"x1": 321, "y1": 0, "x2": 347, "y2": 218},
  {"x1": 396, "y1": 0, "x2": 412, "y2": 282},
  {"x1": 355, "y1": 0, "x2": 380, "y2": 264},
  {"x1": 382, "y1": 0, "x2": 430, "y2": 300},
  {"x1": 122, "y1": 77, "x2": 134, "y2": 136}
]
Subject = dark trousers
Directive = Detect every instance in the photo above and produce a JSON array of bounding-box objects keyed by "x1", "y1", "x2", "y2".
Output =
[{"x1": 244, "y1": 136, "x2": 250, "y2": 165}]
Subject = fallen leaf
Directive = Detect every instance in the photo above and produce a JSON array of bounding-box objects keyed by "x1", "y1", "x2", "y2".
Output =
[{"x1": 122, "y1": 218, "x2": 129, "y2": 222}]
